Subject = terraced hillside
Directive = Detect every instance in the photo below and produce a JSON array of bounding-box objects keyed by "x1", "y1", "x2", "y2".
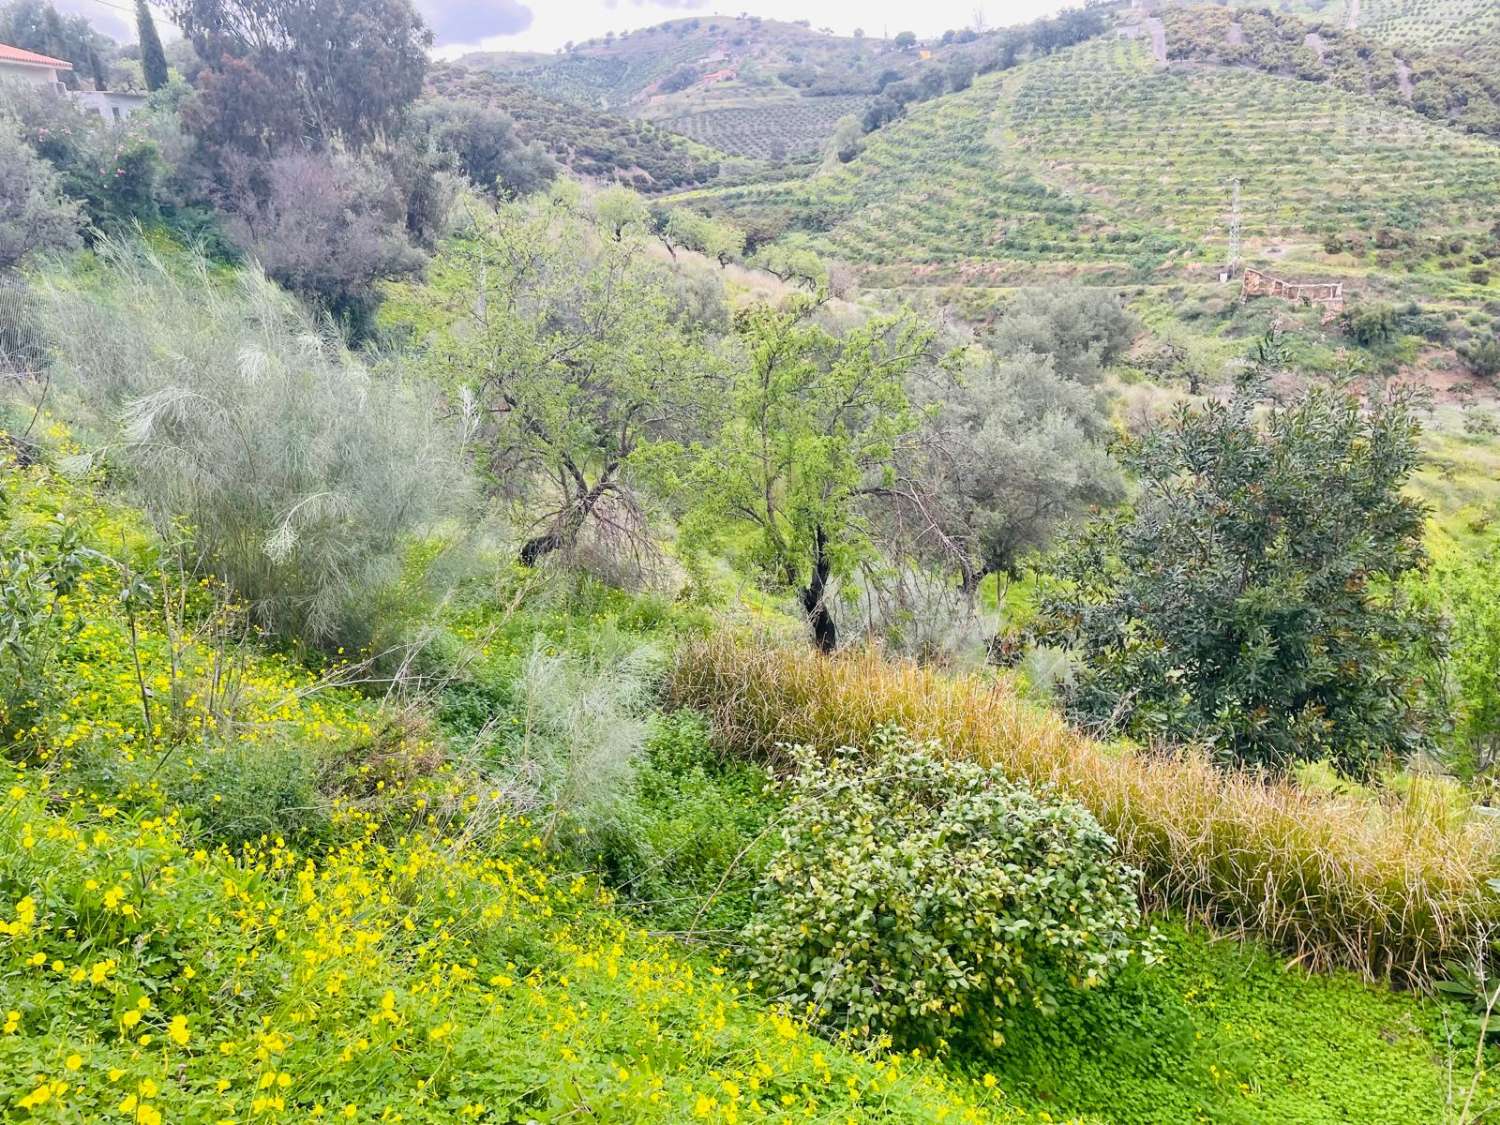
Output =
[
  {"x1": 656, "y1": 95, "x2": 867, "y2": 161},
  {"x1": 464, "y1": 17, "x2": 901, "y2": 113},
  {"x1": 427, "y1": 64, "x2": 731, "y2": 192},
  {"x1": 1352, "y1": 0, "x2": 1500, "y2": 51},
  {"x1": 680, "y1": 35, "x2": 1500, "y2": 294},
  {"x1": 1159, "y1": 5, "x2": 1500, "y2": 142}
]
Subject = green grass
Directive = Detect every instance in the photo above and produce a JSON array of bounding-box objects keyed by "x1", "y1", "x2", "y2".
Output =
[
  {"x1": 980, "y1": 919, "x2": 1468, "y2": 1123},
  {"x1": 1411, "y1": 410, "x2": 1500, "y2": 557}
]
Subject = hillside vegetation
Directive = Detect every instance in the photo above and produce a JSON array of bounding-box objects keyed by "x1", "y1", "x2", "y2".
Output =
[
  {"x1": 1352, "y1": 0, "x2": 1500, "y2": 51},
  {"x1": 682, "y1": 35, "x2": 1500, "y2": 293},
  {"x1": 8, "y1": 0, "x2": 1500, "y2": 1120},
  {"x1": 427, "y1": 64, "x2": 730, "y2": 192},
  {"x1": 462, "y1": 18, "x2": 895, "y2": 113},
  {"x1": 1161, "y1": 5, "x2": 1500, "y2": 140}
]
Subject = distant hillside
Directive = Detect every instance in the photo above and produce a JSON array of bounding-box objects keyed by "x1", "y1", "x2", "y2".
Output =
[
  {"x1": 1152, "y1": 0, "x2": 1499, "y2": 58},
  {"x1": 653, "y1": 96, "x2": 870, "y2": 162},
  {"x1": 451, "y1": 12, "x2": 1105, "y2": 171},
  {"x1": 1160, "y1": 5, "x2": 1500, "y2": 140},
  {"x1": 679, "y1": 35, "x2": 1500, "y2": 295},
  {"x1": 427, "y1": 64, "x2": 732, "y2": 192},
  {"x1": 1348, "y1": 0, "x2": 1500, "y2": 53},
  {"x1": 460, "y1": 17, "x2": 902, "y2": 113}
]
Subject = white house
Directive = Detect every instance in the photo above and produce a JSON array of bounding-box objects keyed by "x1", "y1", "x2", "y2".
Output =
[
  {"x1": 0, "y1": 42, "x2": 72, "y2": 90},
  {"x1": 0, "y1": 42, "x2": 149, "y2": 122},
  {"x1": 73, "y1": 88, "x2": 149, "y2": 122}
]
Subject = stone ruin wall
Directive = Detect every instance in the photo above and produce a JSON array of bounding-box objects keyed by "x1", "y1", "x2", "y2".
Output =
[{"x1": 1240, "y1": 267, "x2": 1346, "y2": 315}]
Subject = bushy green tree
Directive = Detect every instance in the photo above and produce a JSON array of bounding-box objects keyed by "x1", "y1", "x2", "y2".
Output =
[
  {"x1": 167, "y1": 0, "x2": 430, "y2": 150},
  {"x1": 1038, "y1": 377, "x2": 1434, "y2": 776},
  {"x1": 1458, "y1": 332, "x2": 1500, "y2": 379},
  {"x1": 675, "y1": 297, "x2": 932, "y2": 650},
  {"x1": 987, "y1": 286, "x2": 1137, "y2": 384},
  {"x1": 594, "y1": 185, "x2": 650, "y2": 241},
  {"x1": 424, "y1": 189, "x2": 717, "y2": 568},
  {"x1": 1341, "y1": 302, "x2": 1400, "y2": 349},
  {"x1": 413, "y1": 98, "x2": 556, "y2": 199},
  {"x1": 0, "y1": 116, "x2": 82, "y2": 269},
  {"x1": 916, "y1": 348, "x2": 1121, "y2": 584},
  {"x1": 654, "y1": 207, "x2": 743, "y2": 267},
  {"x1": 743, "y1": 728, "x2": 1147, "y2": 1050}
]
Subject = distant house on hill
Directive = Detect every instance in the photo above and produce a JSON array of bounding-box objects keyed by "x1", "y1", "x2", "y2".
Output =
[
  {"x1": 73, "y1": 88, "x2": 148, "y2": 122},
  {"x1": 0, "y1": 41, "x2": 148, "y2": 122},
  {"x1": 0, "y1": 42, "x2": 72, "y2": 90}
]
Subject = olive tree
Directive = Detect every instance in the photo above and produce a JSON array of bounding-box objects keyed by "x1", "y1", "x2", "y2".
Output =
[
  {"x1": 674, "y1": 297, "x2": 934, "y2": 651},
  {"x1": 429, "y1": 190, "x2": 719, "y2": 568},
  {"x1": 913, "y1": 347, "x2": 1122, "y2": 587}
]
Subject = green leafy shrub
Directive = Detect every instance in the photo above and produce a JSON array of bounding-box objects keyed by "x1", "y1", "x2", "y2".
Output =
[
  {"x1": 742, "y1": 727, "x2": 1148, "y2": 1051},
  {"x1": 1459, "y1": 333, "x2": 1500, "y2": 378},
  {"x1": 0, "y1": 470, "x2": 90, "y2": 740},
  {"x1": 0, "y1": 116, "x2": 82, "y2": 270},
  {"x1": 585, "y1": 709, "x2": 779, "y2": 935},
  {"x1": 160, "y1": 742, "x2": 331, "y2": 847},
  {"x1": 1039, "y1": 377, "x2": 1434, "y2": 776},
  {"x1": 1342, "y1": 301, "x2": 1401, "y2": 349}
]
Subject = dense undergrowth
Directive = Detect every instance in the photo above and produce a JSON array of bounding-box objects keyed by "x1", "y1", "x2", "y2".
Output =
[
  {"x1": 0, "y1": 458, "x2": 1011, "y2": 1122},
  {"x1": 669, "y1": 636, "x2": 1500, "y2": 984},
  {"x1": 2, "y1": 446, "x2": 1487, "y2": 1121}
]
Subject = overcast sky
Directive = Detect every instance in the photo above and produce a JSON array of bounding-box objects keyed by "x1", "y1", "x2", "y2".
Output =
[
  {"x1": 425, "y1": 0, "x2": 1066, "y2": 55},
  {"x1": 55, "y1": 0, "x2": 1063, "y2": 56}
]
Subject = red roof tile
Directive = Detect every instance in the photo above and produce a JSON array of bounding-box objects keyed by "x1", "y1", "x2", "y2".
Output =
[{"x1": 0, "y1": 42, "x2": 74, "y2": 70}]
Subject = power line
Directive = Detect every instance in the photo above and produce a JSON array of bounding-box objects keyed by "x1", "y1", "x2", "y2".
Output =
[{"x1": 81, "y1": 0, "x2": 138, "y2": 18}]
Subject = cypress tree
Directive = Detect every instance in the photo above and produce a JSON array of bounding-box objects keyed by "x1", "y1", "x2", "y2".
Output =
[
  {"x1": 88, "y1": 45, "x2": 107, "y2": 91},
  {"x1": 136, "y1": 0, "x2": 169, "y2": 92}
]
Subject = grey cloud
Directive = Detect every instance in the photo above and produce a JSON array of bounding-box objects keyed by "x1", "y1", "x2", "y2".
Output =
[
  {"x1": 604, "y1": 0, "x2": 710, "y2": 9},
  {"x1": 54, "y1": 0, "x2": 131, "y2": 42},
  {"x1": 415, "y1": 0, "x2": 535, "y2": 45}
]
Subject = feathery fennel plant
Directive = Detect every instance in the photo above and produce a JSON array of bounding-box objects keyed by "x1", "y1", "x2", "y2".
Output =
[
  {"x1": 30, "y1": 240, "x2": 472, "y2": 648},
  {"x1": 499, "y1": 631, "x2": 663, "y2": 848}
]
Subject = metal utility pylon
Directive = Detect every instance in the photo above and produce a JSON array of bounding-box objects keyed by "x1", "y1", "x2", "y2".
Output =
[{"x1": 1227, "y1": 179, "x2": 1243, "y2": 280}]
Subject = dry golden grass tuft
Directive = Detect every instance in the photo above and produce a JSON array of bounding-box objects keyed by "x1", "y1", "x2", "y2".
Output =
[{"x1": 669, "y1": 634, "x2": 1500, "y2": 985}]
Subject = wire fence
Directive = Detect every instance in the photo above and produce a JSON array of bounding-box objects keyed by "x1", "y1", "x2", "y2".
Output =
[{"x1": 0, "y1": 274, "x2": 46, "y2": 377}]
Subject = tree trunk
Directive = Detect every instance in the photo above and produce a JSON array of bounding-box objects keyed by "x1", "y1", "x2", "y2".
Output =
[
  {"x1": 959, "y1": 562, "x2": 987, "y2": 599},
  {"x1": 518, "y1": 528, "x2": 566, "y2": 567},
  {"x1": 801, "y1": 525, "x2": 837, "y2": 654},
  {"x1": 516, "y1": 478, "x2": 611, "y2": 567}
]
